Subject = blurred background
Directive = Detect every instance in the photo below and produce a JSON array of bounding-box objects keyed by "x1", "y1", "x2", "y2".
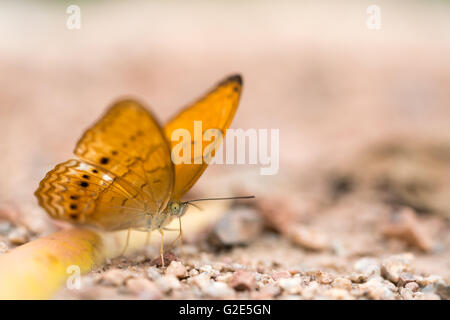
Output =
[{"x1": 0, "y1": 0, "x2": 449, "y2": 298}]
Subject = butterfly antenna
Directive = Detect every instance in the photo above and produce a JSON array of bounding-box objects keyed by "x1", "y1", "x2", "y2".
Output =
[
  {"x1": 186, "y1": 202, "x2": 203, "y2": 211},
  {"x1": 185, "y1": 195, "x2": 255, "y2": 203}
]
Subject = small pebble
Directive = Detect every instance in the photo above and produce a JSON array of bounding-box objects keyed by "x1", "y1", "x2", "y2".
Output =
[
  {"x1": 135, "y1": 255, "x2": 147, "y2": 263},
  {"x1": 382, "y1": 207, "x2": 433, "y2": 252},
  {"x1": 146, "y1": 266, "x2": 162, "y2": 280},
  {"x1": 272, "y1": 271, "x2": 291, "y2": 281},
  {"x1": 400, "y1": 287, "x2": 414, "y2": 299},
  {"x1": 8, "y1": 226, "x2": 29, "y2": 245},
  {"x1": 332, "y1": 277, "x2": 352, "y2": 290},
  {"x1": 126, "y1": 278, "x2": 162, "y2": 300},
  {"x1": 360, "y1": 277, "x2": 395, "y2": 300},
  {"x1": 278, "y1": 277, "x2": 302, "y2": 294},
  {"x1": 204, "y1": 281, "x2": 235, "y2": 298},
  {"x1": 212, "y1": 262, "x2": 226, "y2": 272},
  {"x1": 252, "y1": 284, "x2": 281, "y2": 299},
  {"x1": 220, "y1": 263, "x2": 235, "y2": 272},
  {"x1": 348, "y1": 272, "x2": 367, "y2": 283},
  {"x1": 324, "y1": 288, "x2": 354, "y2": 300},
  {"x1": 381, "y1": 253, "x2": 415, "y2": 284},
  {"x1": 189, "y1": 274, "x2": 211, "y2": 290},
  {"x1": 353, "y1": 257, "x2": 380, "y2": 278},
  {"x1": 257, "y1": 276, "x2": 274, "y2": 287},
  {"x1": 150, "y1": 252, "x2": 178, "y2": 267},
  {"x1": 165, "y1": 261, "x2": 187, "y2": 279},
  {"x1": 100, "y1": 269, "x2": 134, "y2": 286},
  {"x1": 313, "y1": 271, "x2": 334, "y2": 284},
  {"x1": 287, "y1": 226, "x2": 329, "y2": 251},
  {"x1": 199, "y1": 264, "x2": 215, "y2": 275},
  {"x1": 229, "y1": 270, "x2": 256, "y2": 291},
  {"x1": 208, "y1": 208, "x2": 263, "y2": 247},
  {"x1": 155, "y1": 275, "x2": 181, "y2": 293},
  {"x1": 404, "y1": 282, "x2": 419, "y2": 292},
  {"x1": 188, "y1": 268, "x2": 199, "y2": 277},
  {"x1": 418, "y1": 275, "x2": 445, "y2": 287},
  {"x1": 231, "y1": 263, "x2": 245, "y2": 271},
  {"x1": 397, "y1": 272, "x2": 415, "y2": 287},
  {"x1": 301, "y1": 281, "x2": 319, "y2": 299},
  {"x1": 216, "y1": 273, "x2": 233, "y2": 283}
]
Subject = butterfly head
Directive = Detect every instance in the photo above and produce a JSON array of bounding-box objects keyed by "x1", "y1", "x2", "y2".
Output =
[{"x1": 168, "y1": 201, "x2": 188, "y2": 217}]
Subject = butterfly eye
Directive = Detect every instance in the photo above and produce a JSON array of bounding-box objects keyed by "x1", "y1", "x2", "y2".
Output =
[{"x1": 170, "y1": 202, "x2": 180, "y2": 215}]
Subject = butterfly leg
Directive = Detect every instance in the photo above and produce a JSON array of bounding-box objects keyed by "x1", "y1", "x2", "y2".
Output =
[
  {"x1": 120, "y1": 228, "x2": 131, "y2": 256},
  {"x1": 166, "y1": 233, "x2": 179, "y2": 250},
  {"x1": 158, "y1": 229, "x2": 165, "y2": 267},
  {"x1": 165, "y1": 218, "x2": 184, "y2": 254},
  {"x1": 165, "y1": 228, "x2": 180, "y2": 250}
]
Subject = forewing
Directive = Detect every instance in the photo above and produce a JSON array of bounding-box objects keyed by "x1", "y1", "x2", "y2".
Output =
[
  {"x1": 74, "y1": 100, "x2": 174, "y2": 213},
  {"x1": 164, "y1": 74, "x2": 243, "y2": 199}
]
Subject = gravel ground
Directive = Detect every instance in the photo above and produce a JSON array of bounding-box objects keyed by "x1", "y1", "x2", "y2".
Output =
[{"x1": 51, "y1": 234, "x2": 448, "y2": 300}]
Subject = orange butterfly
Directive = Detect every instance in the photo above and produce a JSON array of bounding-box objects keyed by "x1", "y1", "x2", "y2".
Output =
[{"x1": 35, "y1": 74, "x2": 250, "y2": 265}]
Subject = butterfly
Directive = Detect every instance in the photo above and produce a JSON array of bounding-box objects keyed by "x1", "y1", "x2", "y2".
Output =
[{"x1": 34, "y1": 74, "x2": 251, "y2": 266}]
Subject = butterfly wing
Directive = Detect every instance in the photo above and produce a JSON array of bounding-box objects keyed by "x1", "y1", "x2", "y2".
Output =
[
  {"x1": 74, "y1": 100, "x2": 174, "y2": 213},
  {"x1": 164, "y1": 74, "x2": 243, "y2": 199},
  {"x1": 35, "y1": 159, "x2": 151, "y2": 230},
  {"x1": 35, "y1": 100, "x2": 174, "y2": 230}
]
